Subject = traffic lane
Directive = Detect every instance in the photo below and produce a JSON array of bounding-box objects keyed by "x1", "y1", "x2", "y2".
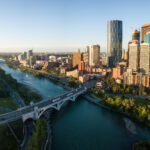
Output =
[{"x1": 0, "y1": 86, "x2": 87, "y2": 122}]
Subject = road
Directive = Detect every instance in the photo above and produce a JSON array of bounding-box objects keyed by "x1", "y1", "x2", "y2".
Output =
[
  {"x1": 0, "y1": 81, "x2": 95, "y2": 125},
  {"x1": 0, "y1": 107, "x2": 12, "y2": 112},
  {"x1": 1, "y1": 79, "x2": 25, "y2": 108}
]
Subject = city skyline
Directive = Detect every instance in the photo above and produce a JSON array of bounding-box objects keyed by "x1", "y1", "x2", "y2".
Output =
[{"x1": 0, "y1": 0, "x2": 150, "y2": 52}]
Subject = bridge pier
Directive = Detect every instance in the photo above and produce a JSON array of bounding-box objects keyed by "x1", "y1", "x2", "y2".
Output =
[
  {"x1": 34, "y1": 107, "x2": 38, "y2": 120},
  {"x1": 71, "y1": 96, "x2": 77, "y2": 102},
  {"x1": 22, "y1": 106, "x2": 39, "y2": 122},
  {"x1": 56, "y1": 102, "x2": 63, "y2": 110}
]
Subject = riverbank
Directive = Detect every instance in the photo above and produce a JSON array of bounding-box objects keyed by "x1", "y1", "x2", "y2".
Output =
[
  {"x1": 81, "y1": 89, "x2": 150, "y2": 150},
  {"x1": 0, "y1": 65, "x2": 44, "y2": 150},
  {"x1": 133, "y1": 140, "x2": 150, "y2": 150},
  {"x1": 0, "y1": 67, "x2": 43, "y2": 105},
  {"x1": 25, "y1": 118, "x2": 47, "y2": 150},
  {"x1": 42, "y1": 109, "x2": 53, "y2": 150},
  {"x1": 7, "y1": 60, "x2": 73, "y2": 91},
  {"x1": 92, "y1": 88, "x2": 150, "y2": 128}
]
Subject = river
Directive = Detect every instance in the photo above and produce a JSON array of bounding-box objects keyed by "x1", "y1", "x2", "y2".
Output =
[{"x1": 0, "y1": 61, "x2": 150, "y2": 150}]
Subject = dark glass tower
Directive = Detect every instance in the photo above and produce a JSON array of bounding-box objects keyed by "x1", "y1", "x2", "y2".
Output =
[{"x1": 107, "y1": 20, "x2": 122, "y2": 67}]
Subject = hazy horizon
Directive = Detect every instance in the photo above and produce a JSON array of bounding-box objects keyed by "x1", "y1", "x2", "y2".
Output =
[{"x1": 0, "y1": 0, "x2": 150, "y2": 52}]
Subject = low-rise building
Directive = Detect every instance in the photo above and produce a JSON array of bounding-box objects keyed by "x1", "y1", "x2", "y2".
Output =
[
  {"x1": 42, "y1": 61, "x2": 59, "y2": 70},
  {"x1": 79, "y1": 75, "x2": 89, "y2": 83},
  {"x1": 36, "y1": 60, "x2": 45, "y2": 65},
  {"x1": 66, "y1": 69, "x2": 79, "y2": 78},
  {"x1": 19, "y1": 60, "x2": 27, "y2": 66},
  {"x1": 49, "y1": 55, "x2": 57, "y2": 62},
  {"x1": 60, "y1": 67, "x2": 67, "y2": 74},
  {"x1": 112, "y1": 67, "x2": 125, "y2": 79},
  {"x1": 123, "y1": 69, "x2": 150, "y2": 88},
  {"x1": 78, "y1": 61, "x2": 85, "y2": 72}
]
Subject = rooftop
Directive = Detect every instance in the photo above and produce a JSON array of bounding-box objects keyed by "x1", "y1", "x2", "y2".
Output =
[{"x1": 142, "y1": 23, "x2": 150, "y2": 27}]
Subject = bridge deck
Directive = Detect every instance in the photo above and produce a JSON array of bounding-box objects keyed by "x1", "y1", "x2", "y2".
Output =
[{"x1": 0, "y1": 85, "x2": 91, "y2": 124}]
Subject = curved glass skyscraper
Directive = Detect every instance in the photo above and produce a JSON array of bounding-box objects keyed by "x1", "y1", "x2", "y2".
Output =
[{"x1": 107, "y1": 20, "x2": 122, "y2": 67}]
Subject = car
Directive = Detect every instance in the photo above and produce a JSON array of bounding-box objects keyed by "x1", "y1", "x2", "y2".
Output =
[
  {"x1": 52, "y1": 98, "x2": 61, "y2": 102},
  {"x1": 67, "y1": 93, "x2": 73, "y2": 96}
]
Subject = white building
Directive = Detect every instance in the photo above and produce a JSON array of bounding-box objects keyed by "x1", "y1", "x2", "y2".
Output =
[
  {"x1": 89, "y1": 45, "x2": 100, "y2": 66},
  {"x1": 49, "y1": 55, "x2": 57, "y2": 62},
  {"x1": 128, "y1": 43, "x2": 140, "y2": 72},
  {"x1": 140, "y1": 43, "x2": 150, "y2": 74}
]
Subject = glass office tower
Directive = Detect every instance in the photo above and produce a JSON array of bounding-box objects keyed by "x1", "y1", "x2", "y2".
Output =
[{"x1": 107, "y1": 20, "x2": 122, "y2": 67}]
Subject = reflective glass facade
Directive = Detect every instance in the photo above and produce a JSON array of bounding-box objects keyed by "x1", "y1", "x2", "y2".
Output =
[
  {"x1": 144, "y1": 33, "x2": 150, "y2": 44},
  {"x1": 107, "y1": 20, "x2": 122, "y2": 67}
]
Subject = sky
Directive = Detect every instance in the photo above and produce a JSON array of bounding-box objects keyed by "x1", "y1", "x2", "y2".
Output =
[{"x1": 0, "y1": 0, "x2": 149, "y2": 52}]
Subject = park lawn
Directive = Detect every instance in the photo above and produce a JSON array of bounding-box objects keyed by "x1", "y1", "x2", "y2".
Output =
[
  {"x1": 134, "y1": 98, "x2": 150, "y2": 105},
  {"x1": 0, "y1": 97, "x2": 18, "y2": 110},
  {"x1": 38, "y1": 70, "x2": 47, "y2": 74}
]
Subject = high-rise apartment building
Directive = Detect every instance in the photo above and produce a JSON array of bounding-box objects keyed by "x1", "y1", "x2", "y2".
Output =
[
  {"x1": 123, "y1": 71, "x2": 149, "y2": 88},
  {"x1": 72, "y1": 51, "x2": 83, "y2": 67},
  {"x1": 85, "y1": 46, "x2": 89, "y2": 53},
  {"x1": 27, "y1": 50, "x2": 33, "y2": 60},
  {"x1": 89, "y1": 45, "x2": 100, "y2": 66},
  {"x1": 144, "y1": 32, "x2": 150, "y2": 44},
  {"x1": 141, "y1": 23, "x2": 150, "y2": 42},
  {"x1": 128, "y1": 43, "x2": 140, "y2": 72},
  {"x1": 140, "y1": 43, "x2": 150, "y2": 74},
  {"x1": 83, "y1": 52, "x2": 89, "y2": 66},
  {"x1": 27, "y1": 50, "x2": 33, "y2": 66},
  {"x1": 107, "y1": 20, "x2": 122, "y2": 67},
  {"x1": 83, "y1": 46, "x2": 89, "y2": 66}
]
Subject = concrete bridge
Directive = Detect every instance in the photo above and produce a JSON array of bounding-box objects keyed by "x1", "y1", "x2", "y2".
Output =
[{"x1": 0, "y1": 85, "x2": 90, "y2": 125}]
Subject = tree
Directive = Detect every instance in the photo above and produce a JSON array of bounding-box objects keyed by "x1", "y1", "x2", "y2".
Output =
[
  {"x1": 25, "y1": 119, "x2": 47, "y2": 150},
  {"x1": 137, "y1": 105, "x2": 147, "y2": 121}
]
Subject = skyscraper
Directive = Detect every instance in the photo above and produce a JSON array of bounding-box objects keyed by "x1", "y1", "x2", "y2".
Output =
[
  {"x1": 140, "y1": 43, "x2": 150, "y2": 74},
  {"x1": 89, "y1": 45, "x2": 100, "y2": 66},
  {"x1": 128, "y1": 43, "x2": 140, "y2": 72},
  {"x1": 141, "y1": 23, "x2": 150, "y2": 42},
  {"x1": 27, "y1": 50, "x2": 33, "y2": 60},
  {"x1": 83, "y1": 46, "x2": 89, "y2": 66},
  {"x1": 107, "y1": 20, "x2": 122, "y2": 67},
  {"x1": 27, "y1": 49, "x2": 33, "y2": 66},
  {"x1": 72, "y1": 51, "x2": 83, "y2": 67}
]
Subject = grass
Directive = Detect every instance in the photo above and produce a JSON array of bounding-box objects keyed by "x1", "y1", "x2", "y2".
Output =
[
  {"x1": 0, "y1": 97, "x2": 18, "y2": 110},
  {"x1": 0, "y1": 119, "x2": 23, "y2": 150},
  {"x1": 134, "y1": 98, "x2": 150, "y2": 105},
  {"x1": 38, "y1": 70, "x2": 47, "y2": 74}
]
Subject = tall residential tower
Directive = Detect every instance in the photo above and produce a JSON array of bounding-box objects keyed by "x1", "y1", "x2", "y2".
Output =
[
  {"x1": 107, "y1": 20, "x2": 122, "y2": 67},
  {"x1": 141, "y1": 23, "x2": 150, "y2": 42},
  {"x1": 89, "y1": 45, "x2": 100, "y2": 66}
]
